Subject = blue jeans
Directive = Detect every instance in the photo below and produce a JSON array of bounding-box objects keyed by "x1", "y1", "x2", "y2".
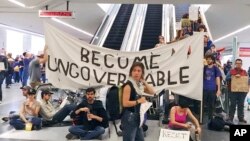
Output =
[
  {"x1": 121, "y1": 110, "x2": 144, "y2": 141},
  {"x1": 229, "y1": 92, "x2": 247, "y2": 120},
  {"x1": 52, "y1": 104, "x2": 76, "y2": 123},
  {"x1": 9, "y1": 117, "x2": 42, "y2": 130},
  {"x1": 69, "y1": 125, "x2": 105, "y2": 140},
  {"x1": 22, "y1": 71, "x2": 29, "y2": 87}
]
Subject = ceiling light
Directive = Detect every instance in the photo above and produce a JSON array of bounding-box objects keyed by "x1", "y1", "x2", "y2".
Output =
[
  {"x1": 8, "y1": 0, "x2": 25, "y2": 7},
  {"x1": 214, "y1": 25, "x2": 250, "y2": 43},
  {"x1": 0, "y1": 23, "x2": 43, "y2": 37},
  {"x1": 51, "y1": 18, "x2": 94, "y2": 37}
]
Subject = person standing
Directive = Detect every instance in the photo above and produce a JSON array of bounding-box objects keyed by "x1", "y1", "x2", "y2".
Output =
[
  {"x1": 29, "y1": 45, "x2": 48, "y2": 88},
  {"x1": 122, "y1": 62, "x2": 155, "y2": 141},
  {"x1": 226, "y1": 59, "x2": 249, "y2": 123},
  {"x1": 0, "y1": 52, "x2": 8, "y2": 104},
  {"x1": 203, "y1": 55, "x2": 221, "y2": 120},
  {"x1": 21, "y1": 52, "x2": 33, "y2": 88}
]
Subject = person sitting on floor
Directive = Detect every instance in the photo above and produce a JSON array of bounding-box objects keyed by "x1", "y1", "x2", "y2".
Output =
[
  {"x1": 66, "y1": 87, "x2": 108, "y2": 140},
  {"x1": 2, "y1": 86, "x2": 31, "y2": 122},
  {"x1": 168, "y1": 95, "x2": 201, "y2": 141},
  {"x1": 39, "y1": 89, "x2": 76, "y2": 125},
  {"x1": 9, "y1": 88, "x2": 42, "y2": 130}
]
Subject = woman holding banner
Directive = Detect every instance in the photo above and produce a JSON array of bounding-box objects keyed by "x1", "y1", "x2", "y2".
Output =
[
  {"x1": 168, "y1": 95, "x2": 201, "y2": 141},
  {"x1": 121, "y1": 62, "x2": 155, "y2": 141}
]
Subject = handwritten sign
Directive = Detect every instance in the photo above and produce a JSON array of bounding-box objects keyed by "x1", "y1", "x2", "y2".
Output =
[
  {"x1": 231, "y1": 76, "x2": 249, "y2": 92},
  {"x1": 159, "y1": 129, "x2": 190, "y2": 141}
]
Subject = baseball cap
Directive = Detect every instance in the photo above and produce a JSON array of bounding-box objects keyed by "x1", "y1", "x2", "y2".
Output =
[
  {"x1": 41, "y1": 89, "x2": 54, "y2": 95},
  {"x1": 28, "y1": 88, "x2": 36, "y2": 95},
  {"x1": 20, "y1": 86, "x2": 31, "y2": 91}
]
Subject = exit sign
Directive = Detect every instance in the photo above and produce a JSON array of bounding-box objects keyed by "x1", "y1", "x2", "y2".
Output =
[{"x1": 39, "y1": 10, "x2": 74, "y2": 18}]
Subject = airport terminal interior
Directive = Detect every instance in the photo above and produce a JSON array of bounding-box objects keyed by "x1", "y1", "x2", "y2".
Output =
[{"x1": 0, "y1": 0, "x2": 250, "y2": 141}]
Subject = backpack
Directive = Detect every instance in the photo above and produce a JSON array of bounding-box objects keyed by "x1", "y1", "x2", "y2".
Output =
[
  {"x1": 106, "y1": 85, "x2": 123, "y2": 136},
  {"x1": 207, "y1": 116, "x2": 225, "y2": 131}
]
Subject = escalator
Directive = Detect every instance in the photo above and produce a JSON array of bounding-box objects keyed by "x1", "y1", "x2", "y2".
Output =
[
  {"x1": 140, "y1": 4, "x2": 162, "y2": 50},
  {"x1": 103, "y1": 4, "x2": 134, "y2": 50}
]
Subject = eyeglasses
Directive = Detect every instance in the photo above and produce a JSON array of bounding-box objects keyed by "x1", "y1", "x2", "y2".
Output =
[{"x1": 235, "y1": 63, "x2": 242, "y2": 64}]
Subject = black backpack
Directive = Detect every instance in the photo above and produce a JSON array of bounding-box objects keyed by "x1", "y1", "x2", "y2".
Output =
[
  {"x1": 106, "y1": 85, "x2": 123, "y2": 136},
  {"x1": 207, "y1": 116, "x2": 225, "y2": 131}
]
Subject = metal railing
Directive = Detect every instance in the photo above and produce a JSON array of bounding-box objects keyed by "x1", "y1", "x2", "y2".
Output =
[
  {"x1": 91, "y1": 4, "x2": 121, "y2": 46},
  {"x1": 120, "y1": 4, "x2": 148, "y2": 51}
]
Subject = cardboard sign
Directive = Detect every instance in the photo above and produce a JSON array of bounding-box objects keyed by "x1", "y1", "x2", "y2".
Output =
[
  {"x1": 0, "y1": 62, "x2": 5, "y2": 70},
  {"x1": 231, "y1": 76, "x2": 249, "y2": 92},
  {"x1": 159, "y1": 129, "x2": 190, "y2": 141}
]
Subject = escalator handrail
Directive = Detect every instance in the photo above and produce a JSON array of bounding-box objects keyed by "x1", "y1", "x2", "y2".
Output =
[
  {"x1": 91, "y1": 4, "x2": 121, "y2": 46},
  {"x1": 120, "y1": 4, "x2": 148, "y2": 52}
]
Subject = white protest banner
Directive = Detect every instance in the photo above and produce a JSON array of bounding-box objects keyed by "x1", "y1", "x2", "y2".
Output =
[
  {"x1": 189, "y1": 6, "x2": 199, "y2": 21},
  {"x1": 44, "y1": 23, "x2": 203, "y2": 100},
  {"x1": 159, "y1": 128, "x2": 190, "y2": 141}
]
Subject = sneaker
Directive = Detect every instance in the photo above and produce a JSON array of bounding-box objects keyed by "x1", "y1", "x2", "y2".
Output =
[
  {"x1": 65, "y1": 133, "x2": 79, "y2": 140},
  {"x1": 1, "y1": 117, "x2": 9, "y2": 122},
  {"x1": 239, "y1": 119, "x2": 247, "y2": 123}
]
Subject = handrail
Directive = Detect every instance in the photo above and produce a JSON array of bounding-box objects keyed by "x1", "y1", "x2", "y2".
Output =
[
  {"x1": 198, "y1": 6, "x2": 213, "y2": 40},
  {"x1": 91, "y1": 4, "x2": 121, "y2": 46},
  {"x1": 90, "y1": 14, "x2": 109, "y2": 44},
  {"x1": 162, "y1": 4, "x2": 170, "y2": 42},
  {"x1": 171, "y1": 5, "x2": 176, "y2": 41},
  {"x1": 120, "y1": 4, "x2": 147, "y2": 51},
  {"x1": 120, "y1": 4, "x2": 138, "y2": 51}
]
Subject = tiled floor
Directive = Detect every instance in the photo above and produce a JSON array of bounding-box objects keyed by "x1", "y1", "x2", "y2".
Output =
[{"x1": 0, "y1": 83, "x2": 249, "y2": 141}]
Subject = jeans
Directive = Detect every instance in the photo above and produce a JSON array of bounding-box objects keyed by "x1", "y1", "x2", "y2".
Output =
[
  {"x1": 22, "y1": 71, "x2": 29, "y2": 87},
  {"x1": 5, "y1": 73, "x2": 12, "y2": 86},
  {"x1": 203, "y1": 89, "x2": 217, "y2": 119},
  {"x1": 41, "y1": 73, "x2": 46, "y2": 83},
  {"x1": 121, "y1": 110, "x2": 144, "y2": 141},
  {"x1": 229, "y1": 92, "x2": 247, "y2": 120},
  {"x1": 69, "y1": 125, "x2": 105, "y2": 140},
  {"x1": 9, "y1": 117, "x2": 42, "y2": 130},
  {"x1": 0, "y1": 72, "x2": 5, "y2": 101},
  {"x1": 52, "y1": 104, "x2": 76, "y2": 123}
]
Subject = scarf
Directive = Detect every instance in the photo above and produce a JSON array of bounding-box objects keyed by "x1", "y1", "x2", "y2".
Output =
[{"x1": 128, "y1": 77, "x2": 144, "y2": 96}]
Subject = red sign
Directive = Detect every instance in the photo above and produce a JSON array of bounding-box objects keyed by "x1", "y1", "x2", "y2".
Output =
[
  {"x1": 39, "y1": 10, "x2": 74, "y2": 18},
  {"x1": 239, "y1": 47, "x2": 250, "y2": 57}
]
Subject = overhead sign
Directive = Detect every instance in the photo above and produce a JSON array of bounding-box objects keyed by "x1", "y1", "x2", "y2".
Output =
[
  {"x1": 39, "y1": 10, "x2": 74, "y2": 18},
  {"x1": 239, "y1": 47, "x2": 250, "y2": 57}
]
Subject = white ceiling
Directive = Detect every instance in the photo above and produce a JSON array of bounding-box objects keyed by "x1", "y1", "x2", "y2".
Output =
[
  {"x1": 0, "y1": 0, "x2": 106, "y2": 41},
  {"x1": 0, "y1": 0, "x2": 250, "y2": 49},
  {"x1": 205, "y1": 4, "x2": 250, "y2": 48}
]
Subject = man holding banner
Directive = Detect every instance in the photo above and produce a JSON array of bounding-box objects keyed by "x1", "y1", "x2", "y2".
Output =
[{"x1": 226, "y1": 58, "x2": 249, "y2": 123}]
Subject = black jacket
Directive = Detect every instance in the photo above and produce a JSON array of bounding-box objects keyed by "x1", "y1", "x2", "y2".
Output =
[{"x1": 70, "y1": 100, "x2": 108, "y2": 130}]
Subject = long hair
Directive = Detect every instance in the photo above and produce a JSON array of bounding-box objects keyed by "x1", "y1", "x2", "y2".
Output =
[{"x1": 129, "y1": 62, "x2": 145, "y2": 78}]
